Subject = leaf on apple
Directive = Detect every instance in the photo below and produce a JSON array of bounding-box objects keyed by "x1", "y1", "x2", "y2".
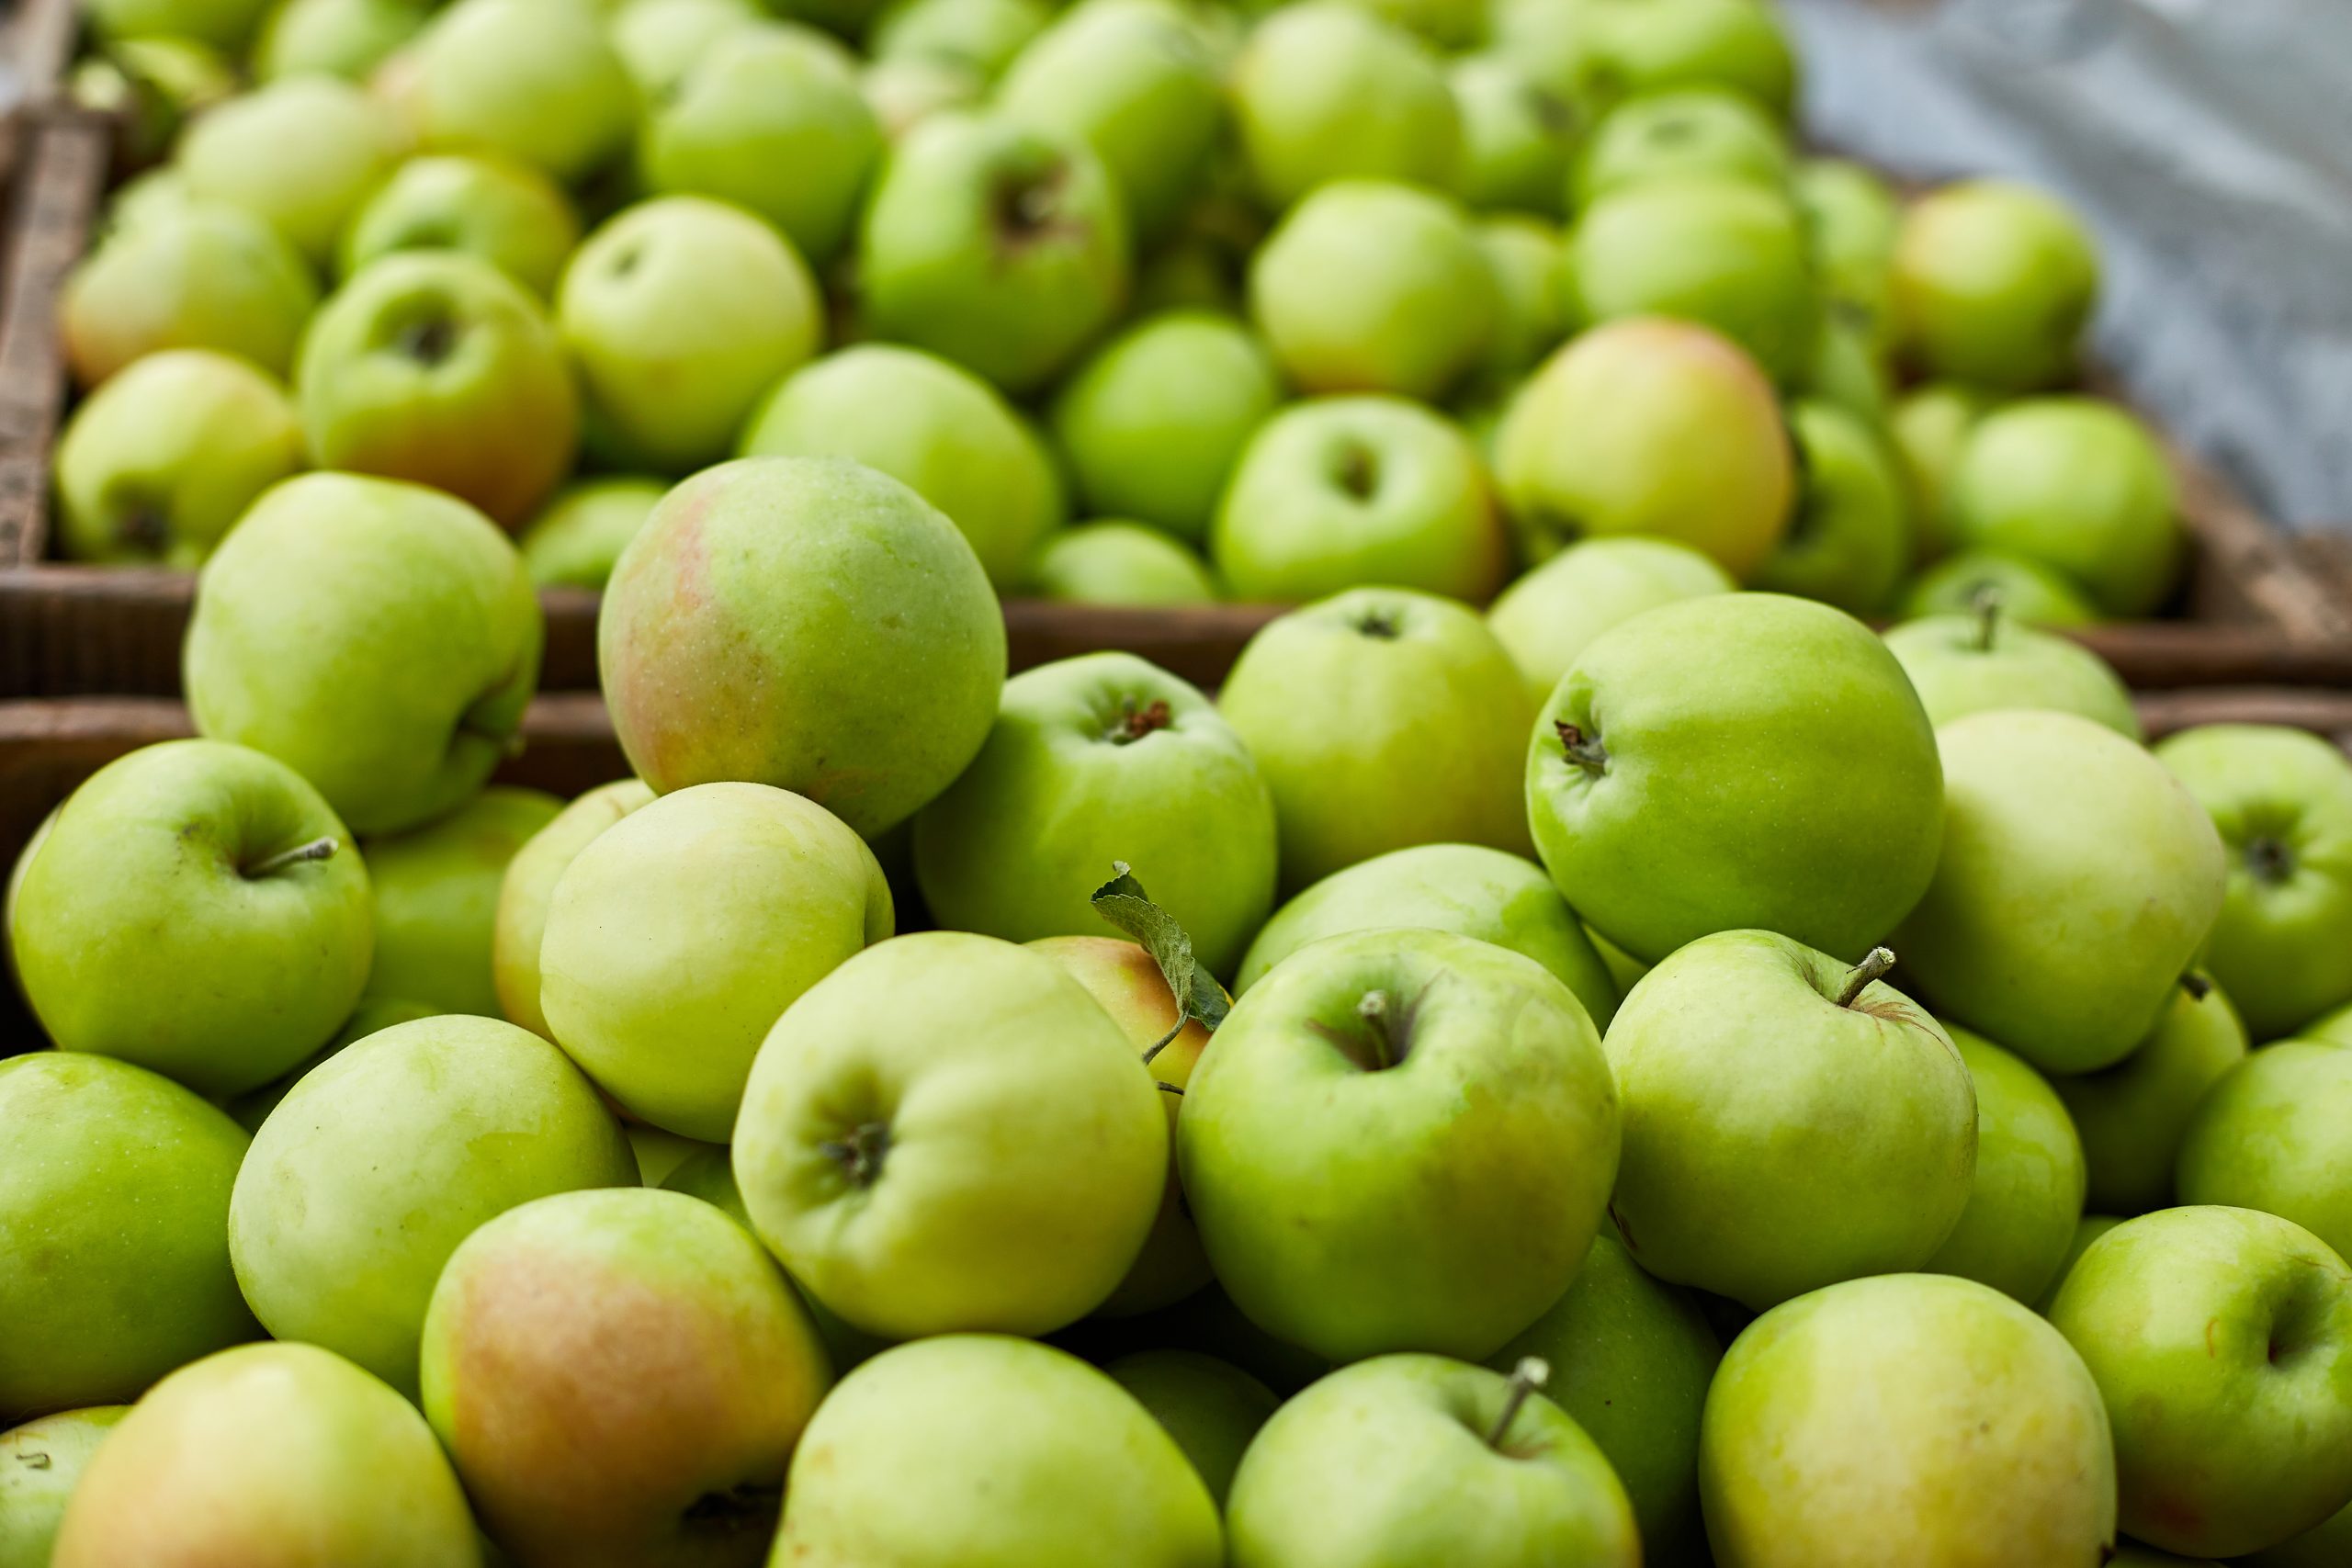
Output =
[{"x1": 1091, "y1": 861, "x2": 1229, "y2": 1062}]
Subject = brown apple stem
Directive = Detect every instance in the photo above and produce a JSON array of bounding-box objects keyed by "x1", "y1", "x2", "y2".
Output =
[
  {"x1": 1487, "y1": 1357, "x2": 1552, "y2": 1450},
  {"x1": 1969, "y1": 585, "x2": 2004, "y2": 651},
  {"x1": 818, "y1": 1122, "x2": 890, "y2": 1189},
  {"x1": 247, "y1": 837, "x2": 340, "y2": 877},
  {"x1": 1836, "y1": 947, "x2": 1898, "y2": 1008},
  {"x1": 1554, "y1": 721, "x2": 1609, "y2": 774},
  {"x1": 2181, "y1": 972, "x2": 2213, "y2": 1001}
]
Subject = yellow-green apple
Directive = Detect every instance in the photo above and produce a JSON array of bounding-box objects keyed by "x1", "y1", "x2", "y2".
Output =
[
  {"x1": 1487, "y1": 536, "x2": 1735, "y2": 705},
  {"x1": 229, "y1": 1014, "x2": 638, "y2": 1394},
  {"x1": 739, "y1": 344, "x2": 1061, "y2": 587},
  {"x1": 1211, "y1": 399, "x2": 1507, "y2": 604},
  {"x1": 1475, "y1": 214, "x2": 1570, "y2": 378},
  {"x1": 420, "y1": 1189, "x2": 832, "y2": 1568},
  {"x1": 868, "y1": 0, "x2": 1050, "y2": 78},
  {"x1": 1571, "y1": 85, "x2": 1788, "y2": 209},
  {"x1": 1894, "y1": 179, "x2": 2098, "y2": 391},
  {"x1": 2177, "y1": 1043, "x2": 2352, "y2": 1263},
  {"x1": 492, "y1": 779, "x2": 656, "y2": 1037},
  {"x1": 2051, "y1": 974, "x2": 2245, "y2": 1213},
  {"x1": 1226, "y1": 1354, "x2": 1639, "y2": 1567},
  {"x1": 1221, "y1": 589, "x2": 1532, "y2": 892},
  {"x1": 1751, "y1": 397, "x2": 1909, "y2": 613},
  {"x1": 1796, "y1": 157, "x2": 1899, "y2": 348},
  {"x1": 2246, "y1": 1503, "x2": 2352, "y2": 1567},
  {"x1": 0, "y1": 1406, "x2": 129, "y2": 1568},
  {"x1": 1702, "y1": 1273, "x2": 2116, "y2": 1567},
  {"x1": 1889, "y1": 379, "x2": 1994, "y2": 557},
  {"x1": 87, "y1": 0, "x2": 274, "y2": 50},
  {"x1": 774, "y1": 1336, "x2": 1222, "y2": 1565},
  {"x1": 2035, "y1": 1213, "x2": 2126, "y2": 1314},
  {"x1": 1228, "y1": 3, "x2": 1459, "y2": 209},
  {"x1": 51, "y1": 348, "x2": 304, "y2": 567},
  {"x1": 1566, "y1": 176, "x2": 1816, "y2": 380},
  {"x1": 1027, "y1": 522, "x2": 1220, "y2": 605},
  {"x1": 1495, "y1": 319, "x2": 1793, "y2": 573},
  {"x1": 176, "y1": 76, "x2": 403, "y2": 265},
  {"x1": 405, "y1": 0, "x2": 638, "y2": 186},
  {"x1": 1529, "y1": 592, "x2": 1943, "y2": 962},
  {"x1": 0, "y1": 1055, "x2": 257, "y2": 1419},
  {"x1": 559, "y1": 197, "x2": 821, "y2": 475},
  {"x1": 597, "y1": 457, "x2": 1004, "y2": 837},
  {"x1": 2303, "y1": 1002, "x2": 2352, "y2": 1045},
  {"x1": 1899, "y1": 547, "x2": 2099, "y2": 626},
  {"x1": 1340, "y1": 0, "x2": 1486, "y2": 47},
  {"x1": 1106, "y1": 1351, "x2": 1279, "y2": 1509},
  {"x1": 254, "y1": 0, "x2": 424, "y2": 81},
  {"x1": 1450, "y1": 53, "x2": 1576, "y2": 215},
  {"x1": 2050, "y1": 1206, "x2": 2352, "y2": 1557},
  {"x1": 186, "y1": 472, "x2": 541, "y2": 834},
  {"x1": 1949, "y1": 397, "x2": 2179, "y2": 616},
  {"x1": 539, "y1": 783, "x2": 893, "y2": 1141},
  {"x1": 609, "y1": 0, "x2": 761, "y2": 96},
  {"x1": 72, "y1": 39, "x2": 236, "y2": 168},
  {"x1": 1802, "y1": 310, "x2": 1892, "y2": 426},
  {"x1": 1884, "y1": 599, "x2": 2140, "y2": 737},
  {"x1": 1495, "y1": 0, "x2": 1797, "y2": 116},
  {"x1": 62, "y1": 203, "x2": 319, "y2": 386},
  {"x1": 626, "y1": 1127, "x2": 714, "y2": 1189},
  {"x1": 1923, "y1": 1028, "x2": 2086, "y2": 1303},
  {"x1": 1895, "y1": 709, "x2": 2227, "y2": 1073},
  {"x1": 339, "y1": 152, "x2": 582, "y2": 298},
  {"x1": 733, "y1": 932, "x2": 1165, "y2": 1337},
  {"x1": 361, "y1": 786, "x2": 563, "y2": 1017},
  {"x1": 51, "y1": 1343, "x2": 480, "y2": 1568},
  {"x1": 226, "y1": 996, "x2": 443, "y2": 1134},
  {"x1": 860, "y1": 53, "x2": 982, "y2": 139},
  {"x1": 520, "y1": 477, "x2": 667, "y2": 589}
]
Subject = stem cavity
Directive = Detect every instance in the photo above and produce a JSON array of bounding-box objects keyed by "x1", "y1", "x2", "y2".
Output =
[
  {"x1": 2181, "y1": 972, "x2": 2212, "y2": 1001},
  {"x1": 1555, "y1": 721, "x2": 1609, "y2": 774},
  {"x1": 818, "y1": 1122, "x2": 891, "y2": 1189},
  {"x1": 1487, "y1": 1357, "x2": 1551, "y2": 1450},
  {"x1": 1110, "y1": 697, "x2": 1173, "y2": 745},
  {"x1": 245, "y1": 837, "x2": 339, "y2": 878},
  {"x1": 1837, "y1": 947, "x2": 1897, "y2": 1008}
]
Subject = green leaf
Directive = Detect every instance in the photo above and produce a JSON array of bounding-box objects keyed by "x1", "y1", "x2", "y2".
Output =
[{"x1": 1091, "y1": 861, "x2": 1229, "y2": 1061}]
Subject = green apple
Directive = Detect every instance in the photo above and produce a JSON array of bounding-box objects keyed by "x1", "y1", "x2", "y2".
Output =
[
  {"x1": 734, "y1": 931, "x2": 1166, "y2": 1337},
  {"x1": 1925, "y1": 1028, "x2": 2086, "y2": 1303},
  {"x1": 2050, "y1": 1205, "x2": 2352, "y2": 1557},
  {"x1": 1339, "y1": 0, "x2": 1487, "y2": 47},
  {"x1": 362, "y1": 786, "x2": 563, "y2": 1018},
  {"x1": 297, "y1": 251, "x2": 578, "y2": 525},
  {"x1": 1227, "y1": 1354, "x2": 1639, "y2": 1567},
  {"x1": 51, "y1": 348, "x2": 303, "y2": 568},
  {"x1": 73, "y1": 38, "x2": 237, "y2": 168},
  {"x1": 0, "y1": 1055, "x2": 257, "y2": 1420},
  {"x1": 0, "y1": 1407, "x2": 129, "y2": 1568},
  {"x1": 421, "y1": 1189, "x2": 832, "y2": 1567},
  {"x1": 339, "y1": 152, "x2": 582, "y2": 299},
  {"x1": 1571, "y1": 86, "x2": 1788, "y2": 209},
  {"x1": 1249, "y1": 179, "x2": 1499, "y2": 400},
  {"x1": 869, "y1": 0, "x2": 1049, "y2": 78},
  {"x1": 1529, "y1": 592, "x2": 1943, "y2": 963},
  {"x1": 739, "y1": 344, "x2": 1062, "y2": 587},
  {"x1": 229, "y1": 1014, "x2": 638, "y2": 1394},
  {"x1": 2303, "y1": 1002, "x2": 2352, "y2": 1046},
  {"x1": 1566, "y1": 176, "x2": 1817, "y2": 381},
  {"x1": 1237, "y1": 843, "x2": 1618, "y2": 1031},
  {"x1": 1050, "y1": 313, "x2": 1283, "y2": 546},
  {"x1": 639, "y1": 24, "x2": 882, "y2": 267},
  {"x1": 492, "y1": 780, "x2": 655, "y2": 1038},
  {"x1": 1899, "y1": 547, "x2": 2100, "y2": 626},
  {"x1": 1489, "y1": 1235, "x2": 1721, "y2": 1562},
  {"x1": 861, "y1": 52, "x2": 982, "y2": 139},
  {"x1": 914, "y1": 653, "x2": 1276, "y2": 976},
  {"x1": 62, "y1": 203, "x2": 319, "y2": 387},
  {"x1": 2246, "y1": 1502, "x2": 2352, "y2": 1568},
  {"x1": 1221, "y1": 588, "x2": 1533, "y2": 892},
  {"x1": 1802, "y1": 310, "x2": 1892, "y2": 429},
  {"x1": 187, "y1": 472, "x2": 541, "y2": 835},
  {"x1": 1702, "y1": 1273, "x2": 2116, "y2": 1566},
  {"x1": 1751, "y1": 397, "x2": 1909, "y2": 614},
  {"x1": 1894, "y1": 178, "x2": 2098, "y2": 392},
  {"x1": 1487, "y1": 536, "x2": 1736, "y2": 705},
  {"x1": 1495, "y1": 318, "x2": 1793, "y2": 573},
  {"x1": 520, "y1": 477, "x2": 667, "y2": 589},
  {"x1": 1229, "y1": 2, "x2": 1461, "y2": 209},
  {"x1": 1475, "y1": 214, "x2": 1571, "y2": 378},
  {"x1": 2177, "y1": 1043, "x2": 2352, "y2": 1264},
  {"x1": 1895, "y1": 709, "x2": 2228, "y2": 1074},
  {"x1": 94, "y1": 166, "x2": 201, "y2": 242},
  {"x1": 1075, "y1": 1281, "x2": 1336, "y2": 1398},
  {"x1": 1889, "y1": 379, "x2": 1995, "y2": 558},
  {"x1": 1028, "y1": 522, "x2": 1221, "y2": 606},
  {"x1": 51, "y1": 1344, "x2": 479, "y2": 1567},
  {"x1": 11, "y1": 739, "x2": 371, "y2": 1094},
  {"x1": 2155, "y1": 724, "x2": 2352, "y2": 1040},
  {"x1": 1948, "y1": 397, "x2": 2180, "y2": 617},
  {"x1": 1106, "y1": 1351, "x2": 1279, "y2": 1509},
  {"x1": 176, "y1": 75, "x2": 402, "y2": 265},
  {"x1": 87, "y1": 0, "x2": 274, "y2": 50},
  {"x1": 406, "y1": 0, "x2": 638, "y2": 186},
  {"x1": 1495, "y1": 0, "x2": 1797, "y2": 116},
  {"x1": 2052, "y1": 975, "x2": 2245, "y2": 1214},
  {"x1": 609, "y1": 0, "x2": 761, "y2": 96},
  {"x1": 539, "y1": 782, "x2": 892, "y2": 1141},
  {"x1": 1451, "y1": 53, "x2": 1577, "y2": 216},
  {"x1": 255, "y1": 0, "x2": 426, "y2": 81},
  {"x1": 1182, "y1": 927, "x2": 1619, "y2": 1359},
  {"x1": 2036, "y1": 1213, "x2": 2126, "y2": 1314},
  {"x1": 626, "y1": 1126, "x2": 714, "y2": 1189},
  {"x1": 226, "y1": 996, "x2": 444, "y2": 1134},
  {"x1": 858, "y1": 111, "x2": 1128, "y2": 394},
  {"x1": 1883, "y1": 600, "x2": 2141, "y2": 737},
  {"x1": 1211, "y1": 398, "x2": 1507, "y2": 604},
  {"x1": 774, "y1": 1336, "x2": 1221, "y2": 1565},
  {"x1": 1797, "y1": 156, "x2": 1900, "y2": 347},
  {"x1": 1602, "y1": 931, "x2": 1975, "y2": 1308}
]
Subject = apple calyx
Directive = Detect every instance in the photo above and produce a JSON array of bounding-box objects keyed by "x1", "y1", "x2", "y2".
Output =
[
  {"x1": 1329, "y1": 440, "x2": 1380, "y2": 502},
  {"x1": 993, "y1": 162, "x2": 1077, "y2": 253},
  {"x1": 112, "y1": 493, "x2": 171, "y2": 558},
  {"x1": 1554, "y1": 721, "x2": 1609, "y2": 774},
  {"x1": 1968, "y1": 584, "x2": 2005, "y2": 652},
  {"x1": 1487, "y1": 1357, "x2": 1552, "y2": 1451},
  {"x1": 243, "y1": 836, "x2": 341, "y2": 879},
  {"x1": 1835, "y1": 946, "x2": 1898, "y2": 1008},
  {"x1": 1109, "y1": 696, "x2": 1174, "y2": 745},
  {"x1": 394, "y1": 312, "x2": 459, "y2": 367},
  {"x1": 818, "y1": 1121, "x2": 890, "y2": 1189},
  {"x1": 2245, "y1": 835, "x2": 2296, "y2": 886},
  {"x1": 2180, "y1": 971, "x2": 2213, "y2": 1001}
]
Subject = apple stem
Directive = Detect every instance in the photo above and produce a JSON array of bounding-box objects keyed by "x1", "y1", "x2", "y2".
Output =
[
  {"x1": 818, "y1": 1122, "x2": 890, "y2": 1189},
  {"x1": 1142, "y1": 1019, "x2": 1185, "y2": 1065},
  {"x1": 1487, "y1": 1357, "x2": 1551, "y2": 1450},
  {"x1": 2181, "y1": 971, "x2": 2212, "y2": 1001},
  {"x1": 246, "y1": 837, "x2": 339, "y2": 878},
  {"x1": 1837, "y1": 947, "x2": 1897, "y2": 1008},
  {"x1": 1969, "y1": 585, "x2": 2004, "y2": 652},
  {"x1": 1554, "y1": 721, "x2": 1609, "y2": 774},
  {"x1": 1110, "y1": 697, "x2": 1173, "y2": 746}
]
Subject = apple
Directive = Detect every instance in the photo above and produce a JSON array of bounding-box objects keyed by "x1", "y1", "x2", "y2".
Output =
[
  {"x1": 2154, "y1": 724, "x2": 2352, "y2": 1040},
  {"x1": 1895, "y1": 709, "x2": 2228, "y2": 1074},
  {"x1": 1226, "y1": 1354, "x2": 1639, "y2": 1566},
  {"x1": 739, "y1": 344, "x2": 1063, "y2": 588},
  {"x1": 2302, "y1": 1002, "x2": 2352, "y2": 1046},
  {"x1": 598, "y1": 457, "x2": 1004, "y2": 838},
  {"x1": 2035, "y1": 1213, "x2": 2126, "y2": 1314},
  {"x1": 227, "y1": 996, "x2": 444, "y2": 1134},
  {"x1": 1211, "y1": 398, "x2": 1508, "y2": 605},
  {"x1": 186, "y1": 472, "x2": 542, "y2": 835},
  {"x1": 1106, "y1": 1351, "x2": 1279, "y2": 1509},
  {"x1": 1495, "y1": 0, "x2": 1797, "y2": 116},
  {"x1": 1028, "y1": 522, "x2": 1220, "y2": 606},
  {"x1": 87, "y1": 0, "x2": 274, "y2": 50},
  {"x1": 406, "y1": 0, "x2": 639, "y2": 186},
  {"x1": 1229, "y1": 3, "x2": 1461, "y2": 209},
  {"x1": 1571, "y1": 86, "x2": 1789, "y2": 209},
  {"x1": 624, "y1": 1127, "x2": 714, "y2": 1190},
  {"x1": 858, "y1": 111, "x2": 1128, "y2": 394},
  {"x1": 1796, "y1": 156, "x2": 1900, "y2": 347},
  {"x1": 1451, "y1": 53, "x2": 1576, "y2": 216},
  {"x1": 639, "y1": 23, "x2": 883, "y2": 268},
  {"x1": 339, "y1": 152, "x2": 582, "y2": 299},
  {"x1": 861, "y1": 52, "x2": 983, "y2": 140},
  {"x1": 2049, "y1": 1205, "x2": 2352, "y2": 1556},
  {"x1": 1883, "y1": 599, "x2": 2141, "y2": 737},
  {"x1": 492, "y1": 779, "x2": 656, "y2": 1038},
  {"x1": 1487, "y1": 536, "x2": 1735, "y2": 705},
  {"x1": 2051, "y1": 975, "x2": 2245, "y2": 1214},
  {"x1": 0, "y1": 1055, "x2": 258, "y2": 1419},
  {"x1": 420, "y1": 1188, "x2": 832, "y2": 1568},
  {"x1": 1925, "y1": 1027, "x2": 2087, "y2": 1303},
  {"x1": 774, "y1": 1336, "x2": 1221, "y2": 1564},
  {"x1": 519, "y1": 477, "x2": 667, "y2": 589},
  {"x1": 1049, "y1": 311, "x2": 1283, "y2": 545},
  {"x1": 1529, "y1": 592, "x2": 1943, "y2": 963},
  {"x1": 869, "y1": 0, "x2": 1050, "y2": 79},
  {"x1": 539, "y1": 782, "x2": 893, "y2": 1142},
  {"x1": 608, "y1": 0, "x2": 761, "y2": 96},
  {"x1": 1602, "y1": 931, "x2": 1976, "y2": 1308},
  {"x1": 1894, "y1": 178, "x2": 2099, "y2": 391},
  {"x1": 2245, "y1": 1503, "x2": 2352, "y2": 1568},
  {"x1": 0, "y1": 1407, "x2": 129, "y2": 1568},
  {"x1": 1702, "y1": 1273, "x2": 2116, "y2": 1566},
  {"x1": 229, "y1": 1014, "x2": 639, "y2": 1395},
  {"x1": 1250, "y1": 179, "x2": 1500, "y2": 400},
  {"x1": 62, "y1": 203, "x2": 319, "y2": 387},
  {"x1": 255, "y1": 0, "x2": 426, "y2": 82},
  {"x1": 1489, "y1": 1235, "x2": 1722, "y2": 1562},
  {"x1": 1750, "y1": 398, "x2": 1909, "y2": 614},
  {"x1": 1495, "y1": 318, "x2": 1793, "y2": 574},
  {"x1": 1071, "y1": 1281, "x2": 1336, "y2": 1399},
  {"x1": 1899, "y1": 547, "x2": 2100, "y2": 626},
  {"x1": 362, "y1": 786, "x2": 563, "y2": 1018},
  {"x1": 1889, "y1": 380, "x2": 1995, "y2": 558},
  {"x1": 1475, "y1": 214, "x2": 1570, "y2": 378},
  {"x1": 734, "y1": 931, "x2": 1166, "y2": 1337},
  {"x1": 176, "y1": 75, "x2": 402, "y2": 266},
  {"x1": 1221, "y1": 588, "x2": 1533, "y2": 892},
  {"x1": 2177, "y1": 1043, "x2": 2352, "y2": 1264}
]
